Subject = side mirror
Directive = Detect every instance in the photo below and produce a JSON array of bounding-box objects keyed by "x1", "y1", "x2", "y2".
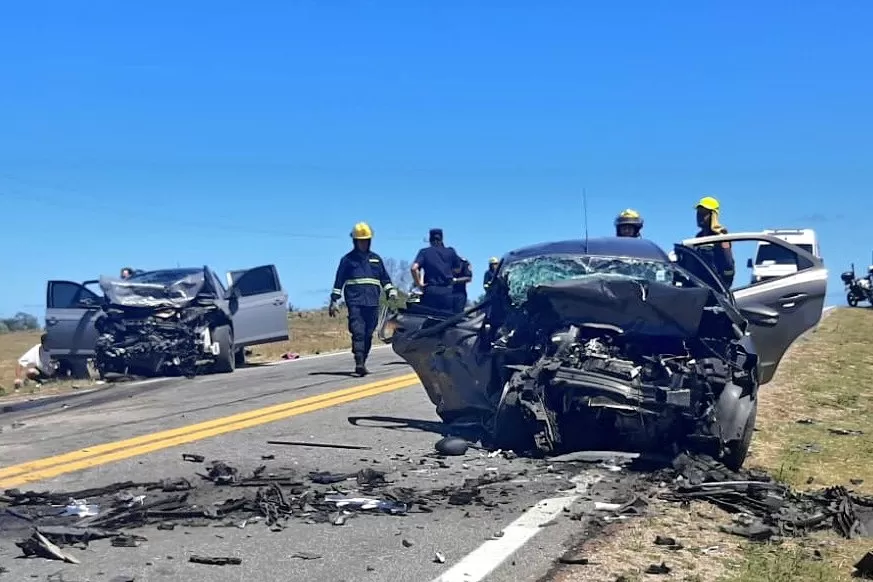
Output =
[
  {"x1": 746, "y1": 258, "x2": 753, "y2": 269},
  {"x1": 739, "y1": 303, "x2": 779, "y2": 327}
]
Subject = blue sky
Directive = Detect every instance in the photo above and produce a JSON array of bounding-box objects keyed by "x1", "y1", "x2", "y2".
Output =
[{"x1": 1, "y1": 0, "x2": 870, "y2": 315}]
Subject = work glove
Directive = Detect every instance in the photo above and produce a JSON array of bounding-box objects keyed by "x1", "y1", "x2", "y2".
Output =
[
  {"x1": 328, "y1": 301, "x2": 339, "y2": 318},
  {"x1": 387, "y1": 289, "x2": 398, "y2": 300}
]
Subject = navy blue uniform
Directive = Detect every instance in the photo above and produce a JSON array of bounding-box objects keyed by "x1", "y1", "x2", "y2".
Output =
[
  {"x1": 452, "y1": 258, "x2": 472, "y2": 313},
  {"x1": 331, "y1": 250, "x2": 395, "y2": 362},
  {"x1": 414, "y1": 245, "x2": 461, "y2": 312},
  {"x1": 695, "y1": 225, "x2": 735, "y2": 288},
  {"x1": 483, "y1": 268, "x2": 497, "y2": 291}
]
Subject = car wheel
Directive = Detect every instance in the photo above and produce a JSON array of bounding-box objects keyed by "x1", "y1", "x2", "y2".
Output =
[
  {"x1": 491, "y1": 381, "x2": 536, "y2": 453},
  {"x1": 212, "y1": 325, "x2": 235, "y2": 374},
  {"x1": 58, "y1": 358, "x2": 91, "y2": 380},
  {"x1": 234, "y1": 348, "x2": 246, "y2": 368}
]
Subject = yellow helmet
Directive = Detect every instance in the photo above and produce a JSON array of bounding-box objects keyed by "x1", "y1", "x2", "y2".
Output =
[
  {"x1": 350, "y1": 222, "x2": 373, "y2": 240},
  {"x1": 696, "y1": 196, "x2": 720, "y2": 211},
  {"x1": 488, "y1": 257, "x2": 499, "y2": 264}
]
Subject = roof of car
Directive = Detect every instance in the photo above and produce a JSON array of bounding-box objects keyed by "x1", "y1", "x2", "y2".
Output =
[{"x1": 502, "y1": 237, "x2": 671, "y2": 263}]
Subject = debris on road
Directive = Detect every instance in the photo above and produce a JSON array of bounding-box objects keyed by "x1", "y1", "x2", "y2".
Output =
[
  {"x1": 16, "y1": 530, "x2": 80, "y2": 563},
  {"x1": 658, "y1": 453, "x2": 873, "y2": 541},
  {"x1": 182, "y1": 453, "x2": 206, "y2": 463},
  {"x1": 434, "y1": 551, "x2": 447, "y2": 563},
  {"x1": 267, "y1": 439, "x2": 372, "y2": 450},
  {"x1": 189, "y1": 555, "x2": 242, "y2": 566},
  {"x1": 2, "y1": 455, "x2": 572, "y2": 564}
]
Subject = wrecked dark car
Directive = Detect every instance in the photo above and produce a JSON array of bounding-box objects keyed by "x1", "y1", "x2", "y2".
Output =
[
  {"x1": 44, "y1": 265, "x2": 290, "y2": 379},
  {"x1": 380, "y1": 234, "x2": 827, "y2": 469}
]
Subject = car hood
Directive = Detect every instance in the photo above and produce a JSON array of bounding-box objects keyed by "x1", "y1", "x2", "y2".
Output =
[{"x1": 99, "y1": 272, "x2": 207, "y2": 309}]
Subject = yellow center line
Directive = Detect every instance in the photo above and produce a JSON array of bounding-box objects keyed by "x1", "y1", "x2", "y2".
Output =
[{"x1": 0, "y1": 373, "x2": 420, "y2": 489}]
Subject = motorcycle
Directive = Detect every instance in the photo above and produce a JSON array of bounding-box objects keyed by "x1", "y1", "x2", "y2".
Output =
[{"x1": 841, "y1": 264, "x2": 873, "y2": 307}]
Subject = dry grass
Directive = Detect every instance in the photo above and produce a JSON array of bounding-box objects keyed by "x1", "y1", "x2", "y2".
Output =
[
  {"x1": 0, "y1": 308, "x2": 356, "y2": 400},
  {"x1": 548, "y1": 307, "x2": 873, "y2": 582}
]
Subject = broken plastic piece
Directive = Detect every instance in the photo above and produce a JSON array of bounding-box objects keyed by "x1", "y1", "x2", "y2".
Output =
[
  {"x1": 15, "y1": 530, "x2": 81, "y2": 563},
  {"x1": 182, "y1": 453, "x2": 206, "y2": 463},
  {"x1": 324, "y1": 496, "x2": 408, "y2": 515},
  {"x1": 434, "y1": 551, "x2": 446, "y2": 563},
  {"x1": 61, "y1": 499, "x2": 100, "y2": 517},
  {"x1": 645, "y1": 562, "x2": 671, "y2": 575}
]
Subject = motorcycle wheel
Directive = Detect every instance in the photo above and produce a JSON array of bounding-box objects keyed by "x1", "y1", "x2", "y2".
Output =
[{"x1": 847, "y1": 292, "x2": 859, "y2": 307}]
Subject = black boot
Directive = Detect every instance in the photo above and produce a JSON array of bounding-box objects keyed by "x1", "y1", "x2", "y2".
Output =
[{"x1": 354, "y1": 355, "x2": 367, "y2": 377}]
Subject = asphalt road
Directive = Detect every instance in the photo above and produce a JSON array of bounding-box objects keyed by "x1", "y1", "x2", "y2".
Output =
[{"x1": 0, "y1": 346, "x2": 633, "y2": 582}]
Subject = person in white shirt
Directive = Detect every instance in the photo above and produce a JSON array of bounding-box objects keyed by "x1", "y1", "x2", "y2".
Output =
[{"x1": 14, "y1": 333, "x2": 56, "y2": 389}]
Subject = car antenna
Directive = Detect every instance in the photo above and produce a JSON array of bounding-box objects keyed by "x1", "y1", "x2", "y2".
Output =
[{"x1": 582, "y1": 187, "x2": 589, "y2": 250}]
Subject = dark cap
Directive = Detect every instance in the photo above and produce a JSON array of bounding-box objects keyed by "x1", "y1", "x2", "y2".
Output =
[{"x1": 429, "y1": 228, "x2": 443, "y2": 238}]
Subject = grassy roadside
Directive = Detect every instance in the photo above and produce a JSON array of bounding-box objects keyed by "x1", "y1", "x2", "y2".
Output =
[
  {"x1": 0, "y1": 309, "x2": 353, "y2": 399},
  {"x1": 549, "y1": 307, "x2": 873, "y2": 582}
]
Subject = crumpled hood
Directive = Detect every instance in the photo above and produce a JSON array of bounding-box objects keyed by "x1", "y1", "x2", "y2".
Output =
[{"x1": 99, "y1": 273, "x2": 206, "y2": 309}]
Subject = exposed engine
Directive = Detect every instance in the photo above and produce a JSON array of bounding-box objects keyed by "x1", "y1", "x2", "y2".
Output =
[
  {"x1": 94, "y1": 303, "x2": 227, "y2": 379},
  {"x1": 496, "y1": 323, "x2": 738, "y2": 457}
]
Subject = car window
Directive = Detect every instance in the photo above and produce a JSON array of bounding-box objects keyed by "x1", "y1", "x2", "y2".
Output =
[
  {"x1": 50, "y1": 282, "x2": 99, "y2": 309},
  {"x1": 754, "y1": 243, "x2": 801, "y2": 266},
  {"x1": 234, "y1": 266, "x2": 279, "y2": 297}
]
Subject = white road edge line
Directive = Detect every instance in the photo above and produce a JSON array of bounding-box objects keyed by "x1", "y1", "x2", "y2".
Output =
[{"x1": 430, "y1": 473, "x2": 602, "y2": 582}]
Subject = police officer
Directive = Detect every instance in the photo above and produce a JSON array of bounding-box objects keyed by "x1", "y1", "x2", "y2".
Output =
[
  {"x1": 694, "y1": 196, "x2": 735, "y2": 288},
  {"x1": 615, "y1": 209, "x2": 643, "y2": 237},
  {"x1": 329, "y1": 222, "x2": 397, "y2": 376},
  {"x1": 451, "y1": 256, "x2": 473, "y2": 313},
  {"x1": 410, "y1": 228, "x2": 462, "y2": 312},
  {"x1": 483, "y1": 257, "x2": 499, "y2": 290}
]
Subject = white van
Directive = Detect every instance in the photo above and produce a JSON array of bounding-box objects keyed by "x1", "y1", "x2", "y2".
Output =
[{"x1": 748, "y1": 228, "x2": 820, "y2": 284}]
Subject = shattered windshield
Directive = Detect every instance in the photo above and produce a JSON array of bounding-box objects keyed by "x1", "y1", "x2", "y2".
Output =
[
  {"x1": 502, "y1": 254, "x2": 679, "y2": 306},
  {"x1": 128, "y1": 268, "x2": 203, "y2": 285}
]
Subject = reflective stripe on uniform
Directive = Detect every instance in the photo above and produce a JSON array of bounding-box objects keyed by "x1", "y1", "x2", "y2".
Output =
[
  {"x1": 332, "y1": 288, "x2": 343, "y2": 296},
  {"x1": 345, "y1": 278, "x2": 382, "y2": 286}
]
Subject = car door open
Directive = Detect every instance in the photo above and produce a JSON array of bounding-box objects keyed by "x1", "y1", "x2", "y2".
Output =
[
  {"x1": 226, "y1": 265, "x2": 289, "y2": 347},
  {"x1": 45, "y1": 279, "x2": 103, "y2": 364},
  {"x1": 680, "y1": 233, "x2": 827, "y2": 384}
]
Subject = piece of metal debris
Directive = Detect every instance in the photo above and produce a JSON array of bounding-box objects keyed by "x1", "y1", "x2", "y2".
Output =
[
  {"x1": 434, "y1": 551, "x2": 447, "y2": 564},
  {"x1": 111, "y1": 534, "x2": 147, "y2": 547},
  {"x1": 267, "y1": 440, "x2": 372, "y2": 450},
  {"x1": 16, "y1": 530, "x2": 80, "y2": 563},
  {"x1": 189, "y1": 555, "x2": 242, "y2": 566},
  {"x1": 402, "y1": 538, "x2": 414, "y2": 547},
  {"x1": 182, "y1": 453, "x2": 205, "y2": 463},
  {"x1": 290, "y1": 552, "x2": 322, "y2": 560},
  {"x1": 645, "y1": 562, "x2": 671, "y2": 575},
  {"x1": 828, "y1": 428, "x2": 863, "y2": 436},
  {"x1": 558, "y1": 552, "x2": 589, "y2": 565}
]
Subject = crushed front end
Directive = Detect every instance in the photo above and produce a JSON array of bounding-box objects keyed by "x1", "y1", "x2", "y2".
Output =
[
  {"x1": 94, "y1": 270, "x2": 232, "y2": 378},
  {"x1": 385, "y1": 252, "x2": 759, "y2": 468}
]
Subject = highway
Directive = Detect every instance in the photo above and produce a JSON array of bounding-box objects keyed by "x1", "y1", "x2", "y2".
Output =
[{"x1": 0, "y1": 346, "x2": 630, "y2": 582}]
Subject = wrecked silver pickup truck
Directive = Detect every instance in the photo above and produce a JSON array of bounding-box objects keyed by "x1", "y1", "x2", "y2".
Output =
[
  {"x1": 44, "y1": 265, "x2": 289, "y2": 379},
  {"x1": 380, "y1": 234, "x2": 827, "y2": 469}
]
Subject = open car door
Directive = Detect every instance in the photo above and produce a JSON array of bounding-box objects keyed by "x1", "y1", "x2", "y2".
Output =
[
  {"x1": 680, "y1": 233, "x2": 827, "y2": 384},
  {"x1": 44, "y1": 279, "x2": 103, "y2": 360},
  {"x1": 226, "y1": 265, "x2": 289, "y2": 347}
]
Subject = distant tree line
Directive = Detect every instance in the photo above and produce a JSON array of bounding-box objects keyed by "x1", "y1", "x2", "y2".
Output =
[{"x1": 0, "y1": 312, "x2": 40, "y2": 334}]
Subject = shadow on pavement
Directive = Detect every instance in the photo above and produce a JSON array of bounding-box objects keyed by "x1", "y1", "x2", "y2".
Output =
[{"x1": 308, "y1": 371, "x2": 359, "y2": 378}]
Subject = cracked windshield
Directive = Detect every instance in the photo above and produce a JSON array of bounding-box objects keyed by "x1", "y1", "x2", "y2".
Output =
[
  {"x1": 503, "y1": 255, "x2": 676, "y2": 305},
  {"x1": 0, "y1": 3, "x2": 863, "y2": 582}
]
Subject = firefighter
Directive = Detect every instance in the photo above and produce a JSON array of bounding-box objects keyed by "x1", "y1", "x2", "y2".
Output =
[
  {"x1": 615, "y1": 209, "x2": 643, "y2": 237},
  {"x1": 483, "y1": 257, "x2": 499, "y2": 290},
  {"x1": 410, "y1": 228, "x2": 462, "y2": 312},
  {"x1": 694, "y1": 196, "x2": 735, "y2": 288},
  {"x1": 329, "y1": 222, "x2": 397, "y2": 376},
  {"x1": 452, "y1": 256, "x2": 473, "y2": 313}
]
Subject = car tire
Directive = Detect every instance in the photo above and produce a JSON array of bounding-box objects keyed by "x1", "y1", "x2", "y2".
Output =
[
  {"x1": 234, "y1": 348, "x2": 246, "y2": 368},
  {"x1": 212, "y1": 325, "x2": 235, "y2": 374},
  {"x1": 58, "y1": 358, "x2": 91, "y2": 380}
]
